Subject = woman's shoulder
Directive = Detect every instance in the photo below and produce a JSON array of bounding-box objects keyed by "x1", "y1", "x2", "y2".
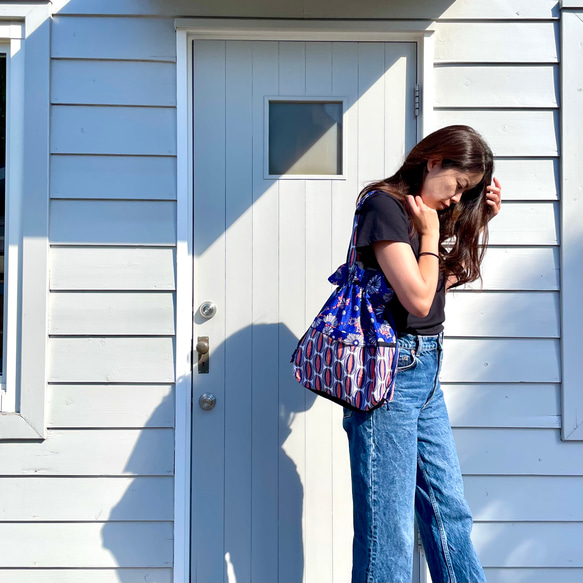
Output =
[
  {"x1": 359, "y1": 190, "x2": 408, "y2": 217},
  {"x1": 356, "y1": 189, "x2": 413, "y2": 247}
]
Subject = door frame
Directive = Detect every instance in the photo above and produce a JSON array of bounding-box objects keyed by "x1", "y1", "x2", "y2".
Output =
[{"x1": 173, "y1": 18, "x2": 436, "y2": 583}]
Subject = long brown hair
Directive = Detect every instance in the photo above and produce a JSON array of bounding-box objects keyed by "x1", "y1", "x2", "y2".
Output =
[{"x1": 357, "y1": 125, "x2": 494, "y2": 288}]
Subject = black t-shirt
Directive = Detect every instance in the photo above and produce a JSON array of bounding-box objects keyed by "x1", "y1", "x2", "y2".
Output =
[{"x1": 355, "y1": 191, "x2": 446, "y2": 335}]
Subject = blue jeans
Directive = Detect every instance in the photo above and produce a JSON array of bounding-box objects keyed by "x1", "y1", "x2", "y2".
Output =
[{"x1": 342, "y1": 333, "x2": 486, "y2": 583}]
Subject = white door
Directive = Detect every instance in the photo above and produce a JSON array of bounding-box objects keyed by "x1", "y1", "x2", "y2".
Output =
[{"x1": 191, "y1": 39, "x2": 417, "y2": 583}]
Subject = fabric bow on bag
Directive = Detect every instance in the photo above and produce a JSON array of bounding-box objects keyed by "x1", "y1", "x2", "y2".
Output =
[{"x1": 315, "y1": 262, "x2": 396, "y2": 347}]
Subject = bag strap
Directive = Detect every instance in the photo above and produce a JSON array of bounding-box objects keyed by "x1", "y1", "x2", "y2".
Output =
[{"x1": 346, "y1": 190, "x2": 378, "y2": 270}]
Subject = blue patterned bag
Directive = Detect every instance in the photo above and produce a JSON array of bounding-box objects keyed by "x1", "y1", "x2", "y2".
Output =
[{"x1": 291, "y1": 191, "x2": 399, "y2": 411}]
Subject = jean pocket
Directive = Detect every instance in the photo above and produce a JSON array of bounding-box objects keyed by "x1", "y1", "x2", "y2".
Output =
[{"x1": 397, "y1": 348, "x2": 418, "y2": 372}]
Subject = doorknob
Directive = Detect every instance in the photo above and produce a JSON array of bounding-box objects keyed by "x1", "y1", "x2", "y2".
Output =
[
  {"x1": 196, "y1": 336, "x2": 210, "y2": 373},
  {"x1": 196, "y1": 338, "x2": 209, "y2": 354},
  {"x1": 199, "y1": 392, "x2": 216, "y2": 411}
]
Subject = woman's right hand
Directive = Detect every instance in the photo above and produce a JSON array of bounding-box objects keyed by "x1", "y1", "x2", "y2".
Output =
[{"x1": 405, "y1": 195, "x2": 440, "y2": 237}]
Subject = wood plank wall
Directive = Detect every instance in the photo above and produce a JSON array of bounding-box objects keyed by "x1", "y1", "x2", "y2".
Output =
[
  {"x1": 0, "y1": 1, "x2": 581, "y2": 582},
  {"x1": 0, "y1": 8, "x2": 179, "y2": 583},
  {"x1": 431, "y1": 6, "x2": 583, "y2": 583}
]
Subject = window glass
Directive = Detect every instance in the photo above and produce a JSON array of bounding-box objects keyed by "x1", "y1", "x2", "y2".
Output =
[{"x1": 268, "y1": 101, "x2": 343, "y2": 175}]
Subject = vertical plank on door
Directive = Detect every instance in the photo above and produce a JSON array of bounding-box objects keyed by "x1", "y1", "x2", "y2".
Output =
[
  {"x1": 277, "y1": 40, "x2": 308, "y2": 583},
  {"x1": 331, "y1": 41, "x2": 360, "y2": 583},
  {"x1": 192, "y1": 40, "x2": 227, "y2": 583},
  {"x1": 251, "y1": 41, "x2": 280, "y2": 583},
  {"x1": 331, "y1": 42, "x2": 360, "y2": 267},
  {"x1": 384, "y1": 43, "x2": 417, "y2": 177},
  {"x1": 224, "y1": 40, "x2": 254, "y2": 583},
  {"x1": 357, "y1": 43, "x2": 386, "y2": 189},
  {"x1": 304, "y1": 40, "x2": 334, "y2": 583}
]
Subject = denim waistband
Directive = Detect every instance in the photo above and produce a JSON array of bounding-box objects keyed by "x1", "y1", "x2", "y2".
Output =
[{"x1": 397, "y1": 332, "x2": 444, "y2": 352}]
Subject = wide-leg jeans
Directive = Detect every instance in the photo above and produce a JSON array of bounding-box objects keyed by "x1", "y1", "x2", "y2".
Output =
[{"x1": 342, "y1": 333, "x2": 487, "y2": 583}]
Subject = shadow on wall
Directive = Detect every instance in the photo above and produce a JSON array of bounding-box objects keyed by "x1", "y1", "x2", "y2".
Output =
[
  {"x1": 101, "y1": 322, "x2": 316, "y2": 583},
  {"x1": 53, "y1": 0, "x2": 470, "y2": 20}
]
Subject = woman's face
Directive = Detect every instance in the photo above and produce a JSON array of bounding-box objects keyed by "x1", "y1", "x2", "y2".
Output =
[{"x1": 420, "y1": 158, "x2": 484, "y2": 211}]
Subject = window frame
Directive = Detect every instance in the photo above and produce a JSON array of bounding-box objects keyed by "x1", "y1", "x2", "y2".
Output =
[
  {"x1": 263, "y1": 95, "x2": 348, "y2": 180},
  {"x1": 0, "y1": 4, "x2": 50, "y2": 440}
]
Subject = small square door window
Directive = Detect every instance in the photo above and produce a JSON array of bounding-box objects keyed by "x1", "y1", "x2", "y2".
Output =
[{"x1": 268, "y1": 100, "x2": 343, "y2": 176}]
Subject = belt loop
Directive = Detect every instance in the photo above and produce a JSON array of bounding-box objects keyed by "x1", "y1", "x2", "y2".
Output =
[{"x1": 415, "y1": 334, "x2": 421, "y2": 353}]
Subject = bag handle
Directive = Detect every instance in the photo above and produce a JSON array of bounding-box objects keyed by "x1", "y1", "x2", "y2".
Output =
[{"x1": 346, "y1": 190, "x2": 378, "y2": 271}]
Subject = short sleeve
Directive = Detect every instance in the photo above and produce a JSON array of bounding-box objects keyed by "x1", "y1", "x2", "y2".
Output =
[{"x1": 355, "y1": 192, "x2": 411, "y2": 250}]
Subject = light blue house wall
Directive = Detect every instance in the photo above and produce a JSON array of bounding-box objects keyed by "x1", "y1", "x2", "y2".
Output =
[{"x1": 0, "y1": 1, "x2": 581, "y2": 582}]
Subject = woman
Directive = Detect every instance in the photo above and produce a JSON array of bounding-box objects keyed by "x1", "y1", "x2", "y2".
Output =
[{"x1": 343, "y1": 125, "x2": 501, "y2": 583}]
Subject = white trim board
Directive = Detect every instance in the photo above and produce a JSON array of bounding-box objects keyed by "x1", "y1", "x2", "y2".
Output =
[
  {"x1": 0, "y1": 3, "x2": 45, "y2": 19},
  {"x1": 175, "y1": 17, "x2": 436, "y2": 40},
  {"x1": 173, "y1": 17, "x2": 434, "y2": 583},
  {"x1": 174, "y1": 27, "x2": 194, "y2": 583},
  {"x1": 559, "y1": 10, "x2": 583, "y2": 441}
]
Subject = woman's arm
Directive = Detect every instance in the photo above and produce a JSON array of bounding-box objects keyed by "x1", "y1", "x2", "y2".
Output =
[
  {"x1": 374, "y1": 239, "x2": 440, "y2": 317},
  {"x1": 373, "y1": 195, "x2": 441, "y2": 318}
]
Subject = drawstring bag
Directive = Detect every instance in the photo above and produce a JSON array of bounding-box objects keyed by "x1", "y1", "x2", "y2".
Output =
[{"x1": 291, "y1": 191, "x2": 399, "y2": 412}]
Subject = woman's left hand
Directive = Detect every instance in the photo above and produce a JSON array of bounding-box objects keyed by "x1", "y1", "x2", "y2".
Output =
[{"x1": 486, "y1": 177, "x2": 502, "y2": 219}]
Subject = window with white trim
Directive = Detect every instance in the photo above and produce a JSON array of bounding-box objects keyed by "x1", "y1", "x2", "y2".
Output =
[{"x1": 0, "y1": 6, "x2": 50, "y2": 440}]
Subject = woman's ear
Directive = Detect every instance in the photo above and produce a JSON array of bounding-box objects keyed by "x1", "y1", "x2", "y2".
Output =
[{"x1": 426, "y1": 157, "x2": 442, "y2": 173}]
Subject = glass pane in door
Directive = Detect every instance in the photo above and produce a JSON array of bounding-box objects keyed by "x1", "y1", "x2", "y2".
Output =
[{"x1": 268, "y1": 101, "x2": 343, "y2": 175}]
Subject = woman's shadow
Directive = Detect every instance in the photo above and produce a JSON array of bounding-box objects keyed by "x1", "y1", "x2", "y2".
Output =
[{"x1": 101, "y1": 322, "x2": 316, "y2": 583}]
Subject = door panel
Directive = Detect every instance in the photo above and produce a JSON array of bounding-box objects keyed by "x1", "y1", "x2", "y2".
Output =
[
  {"x1": 224, "y1": 39, "x2": 254, "y2": 583},
  {"x1": 191, "y1": 39, "x2": 417, "y2": 583}
]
